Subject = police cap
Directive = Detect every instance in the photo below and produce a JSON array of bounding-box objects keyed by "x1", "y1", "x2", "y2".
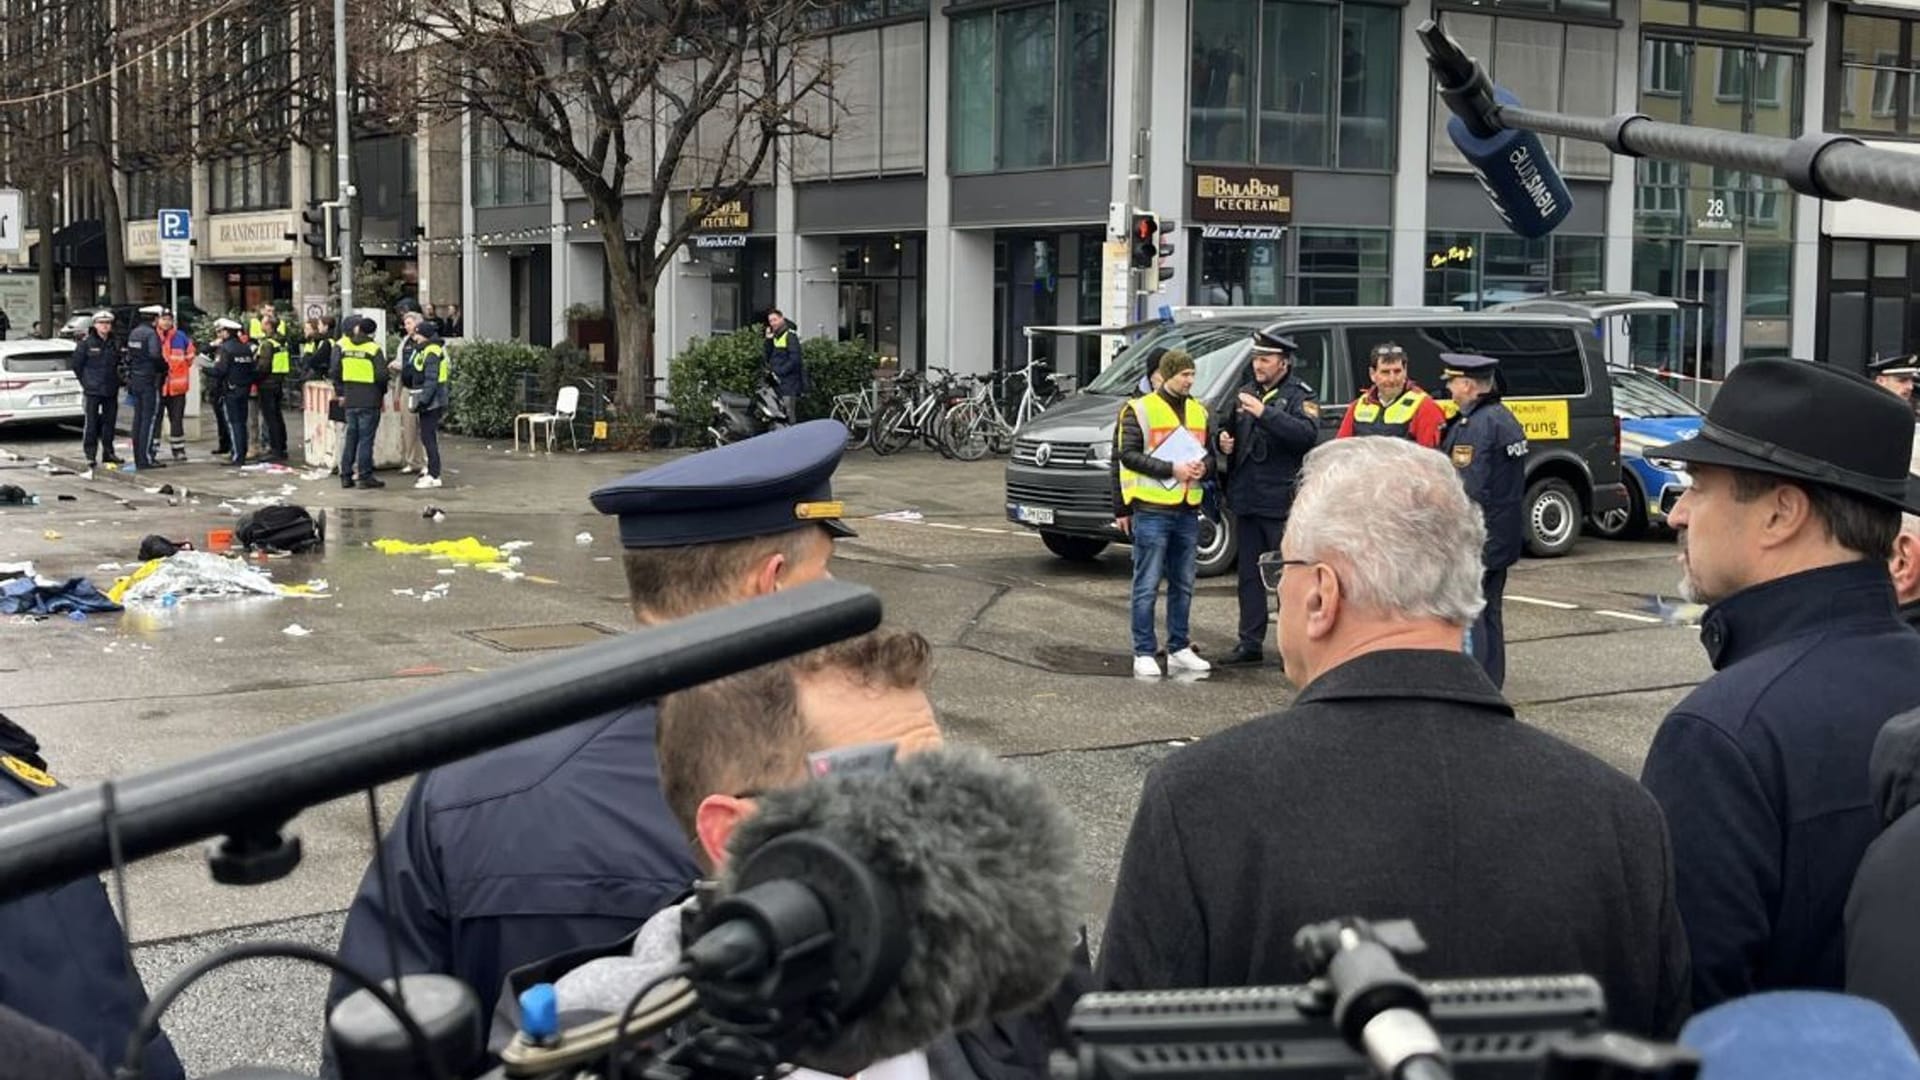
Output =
[
  {"x1": 589, "y1": 419, "x2": 858, "y2": 549},
  {"x1": 1440, "y1": 353, "x2": 1500, "y2": 379},
  {"x1": 1869, "y1": 355, "x2": 1920, "y2": 378},
  {"x1": 137, "y1": 304, "x2": 166, "y2": 316},
  {"x1": 1250, "y1": 326, "x2": 1297, "y2": 354},
  {"x1": 92, "y1": 310, "x2": 115, "y2": 324},
  {"x1": 214, "y1": 317, "x2": 243, "y2": 331}
]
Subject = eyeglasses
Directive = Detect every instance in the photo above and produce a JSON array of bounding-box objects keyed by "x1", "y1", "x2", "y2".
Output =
[{"x1": 1257, "y1": 552, "x2": 1315, "y2": 591}]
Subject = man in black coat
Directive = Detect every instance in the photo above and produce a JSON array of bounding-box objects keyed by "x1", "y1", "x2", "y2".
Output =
[
  {"x1": 1210, "y1": 325, "x2": 1318, "y2": 666},
  {"x1": 764, "y1": 308, "x2": 803, "y2": 423},
  {"x1": 67, "y1": 312, "x2": 122, "y2": 471},
  {"x1": 1639, "y1": 358, "x2": 1920, "y2": 1011},
  {"x1": 122, "y1": 306, "x2": 167, "y2": 471},
  {"x1": 1846, "y1": 707, "x2": 1920, "y2": 1042},
  {"x1": 1439, "y1": 353, "x2": 1529, "y2": 688},
  {"x1": 1098, "y1": 435, "x2": 1691, "y2": 1041}
]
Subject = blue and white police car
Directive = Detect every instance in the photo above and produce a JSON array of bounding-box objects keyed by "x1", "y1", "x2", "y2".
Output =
[{"x1": 1591, "y1": 368, "x2": 1703, "y2": 540}]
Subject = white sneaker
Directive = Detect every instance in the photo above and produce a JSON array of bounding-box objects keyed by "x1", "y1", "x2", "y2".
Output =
[
  {"x1": 400, "y1": 465, "x2": 418, "y2": 474},
  {"x1": 414, "y1": 475, "x2": 442, "y2": 489},
  {"x1": 1133, "y1": 655, "x2": 1162, "y2": 679},
  {"x1": 1167, "y1": 647, "x2": 1212, "y2": 673}
]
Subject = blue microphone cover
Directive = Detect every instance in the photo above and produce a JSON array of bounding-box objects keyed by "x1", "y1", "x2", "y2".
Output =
[
  {"x1": 1446, "y1": 85, "x2": 1574, "y2": 239},
  {"x1": 1680, "y1": 990, "x2": 1920, "y2": 1078}
]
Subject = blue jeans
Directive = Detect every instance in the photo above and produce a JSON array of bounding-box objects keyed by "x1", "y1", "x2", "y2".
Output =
[
  {"x1": 341, "y1": 407, "x2": 380, "y2": 480},
  {"x1": 1130, "y1": 508, "x2": 1199, "y2": 657}
]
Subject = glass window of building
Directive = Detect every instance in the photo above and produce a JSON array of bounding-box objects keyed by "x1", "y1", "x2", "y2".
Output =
[
  {"x1": 1831, "y1": 11, "x2": 1920, "y2": 140},
  {"x1": 1642, "y1": 0, "x2": 1801, "y2": 36},
  {"x1": 793, "y1": 21, "x2": 928, "y2": 180},
  {"x1": 209, "y1": 153, "x2": 290, "y2": 213},
  {"x1": 1190, "y1": 0, "x2": 1399, "y2": 171},
  {"x1": 1191, "y1": 227, "x2": 1389, "y2": 306},
  {"x1": 1429, "y1": 14, "x2": 1616, "y2": 178},
  {"x1": 1297, "y1": 228, "x2": 1391, "y2": 304},
  {"x1": 127, "y1": 169, "x2": 191, "y2": 220},
  {"x1": 1631, "y1": 37, "x2": 1802, "y2": 376},
  {"x1": 949, "y1": 0, "x2": 1109, "y2": 173},
  {"x1": 472, "y1": 121, "x2": 549, "y2": 208},
  {"x1": 1826, "y1": 239, "x2": 1920, "y2": 375},
  {"x1": 1422, "y1": 232, "x2": 1603, "y2": 308}
]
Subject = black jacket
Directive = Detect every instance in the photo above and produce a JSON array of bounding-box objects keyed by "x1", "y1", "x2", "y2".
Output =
[
  {"x1": 121, "y1": 323, "x2": 165, "y2": 391},
  {"x1": 1640, "y1": 560, "x2": 1920, "y2": 1011},
  {"x1": 1901, "y1": 599, "x2": 1920, "y2": 633},
  {"x1": 68, "y1": 333, "x2": 118, "y2": 397},
  {"x1": 1098, "y1": 649, "x2": 1691, "y2": 1040},
  {"x1": 1441, "y1": 395, "x2": 1529, "y2": 571},
  {"x1": 1112, "y1": 389, "x2": 1210, "y2": 516},
  {"x1": 765, "y1": 326, "x2": 804, "y2": 398},
  {"x1": 1210, "y1": 373, "x2": 1317, "y2": 520},
  {"x1": 1845, "y1": 708, "x2": 1920, "y2": 1042},
  {"x1": 329, "y1": 338, "x2": 391, "y2": 410},
  {"x1": 210, "y1": 337, "x2": 256, "y2": 397}
]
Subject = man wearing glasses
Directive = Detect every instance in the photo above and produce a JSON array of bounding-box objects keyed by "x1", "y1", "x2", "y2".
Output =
[
  {"x1": 1097, "y1": 436, "x2": 1688, "y2": 1041},
  {"x1": 1336, "y1": 343, "x2": 1447, "y2": 448}
]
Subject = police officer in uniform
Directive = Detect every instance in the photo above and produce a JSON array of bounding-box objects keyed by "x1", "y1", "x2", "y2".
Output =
[
  {"x1": 207, "y1": 318, "x2": 257, "y2": 467},
  {"x1": 68, "y1": 312, "x2": 122, "y2": 472},
  {"x1": 326, "y1": 420, "x2": 858, "y2": 1069},
  {"x1": 1212, "y1": 326, "x2": 1320, "y2": 666},
  {"x1": 1869, "y1": 355, "x2": 1920, "y2": 405},
  {"x1": 122, "y1": 305, "x2": 167, "y2": 471},
  {"x1": 1439, "y1": 353, "x2": 1529, "y2": 688},
  {"x1": 0, "y1": 714, "x2": 184, "y2": 1080},
  {"x1": 251, "y1": 307, "x2": 292, "y2": 462}
]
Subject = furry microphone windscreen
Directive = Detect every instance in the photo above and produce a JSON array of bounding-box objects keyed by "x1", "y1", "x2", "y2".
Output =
[{"x1": 721, "y1": 745, "x2": 1082, "y2": 1075}]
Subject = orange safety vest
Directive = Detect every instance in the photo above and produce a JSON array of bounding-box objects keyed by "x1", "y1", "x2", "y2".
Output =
[{"x1": 161, "y1": 331, "x2": 197, "y2": 397}]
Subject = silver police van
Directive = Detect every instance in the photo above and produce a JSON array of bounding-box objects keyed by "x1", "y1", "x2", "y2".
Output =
[{"x1": 1003, "y1": 306, "x2": 1629, "y2": 576}]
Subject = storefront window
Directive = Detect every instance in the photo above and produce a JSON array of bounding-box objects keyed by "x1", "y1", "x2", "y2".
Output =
[
  {"x1": 838, "y1": 235, "x2": 920, "y2": 364},
  {"x1": 1195, "y1": 234, "x2": 1286, "y2": 305},
  {"x1": 1423, "y1": 232, "x2": 1603, "y2": 308},
  {"x1": 1190, "y1": 0, "x2": 1398, "y2": 171},
  {"x1": 949, "y1": 0, "x2": 1109, "y2": 174},
  {"x1": 1827, "y1": 239, "x2": 1920, "y2": 374},
  {"x1": 1297, "y1": 228, "x2": 1390, "y2": 305},
  {"x1": 1429, "y1": 14, "x2": 1615, "y2": 178}
]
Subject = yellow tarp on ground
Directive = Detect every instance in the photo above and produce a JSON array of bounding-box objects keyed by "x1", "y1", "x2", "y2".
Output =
[{"x1": 371, "y1": 536, "x2": 510, "y2": 569}]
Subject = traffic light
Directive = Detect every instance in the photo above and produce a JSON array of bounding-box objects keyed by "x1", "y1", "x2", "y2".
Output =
[
  {"x1": 1129, "y1": 211, "x2": 1158, "y2": 270},
  {"x1": 1153, "y1": 217, "x2": 1177, "y2": 284},
  {"x1": 301, "y1": 202, "x2": 335, "y2": 261}
]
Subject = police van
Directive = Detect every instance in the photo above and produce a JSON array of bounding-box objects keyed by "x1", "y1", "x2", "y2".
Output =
[{"x1": 1003, "y1": 306, "x2": 1628, "y2": 576}]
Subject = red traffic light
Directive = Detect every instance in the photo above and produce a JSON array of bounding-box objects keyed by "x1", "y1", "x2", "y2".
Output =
[{"x1": 1133, "y1": 217, "x2": 1155, "y2": 240}]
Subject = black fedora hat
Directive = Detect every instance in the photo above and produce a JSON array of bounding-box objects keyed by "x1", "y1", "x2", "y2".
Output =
[{"x1": 1646, "y1": 358, "x2": 1920, "y2": 514}]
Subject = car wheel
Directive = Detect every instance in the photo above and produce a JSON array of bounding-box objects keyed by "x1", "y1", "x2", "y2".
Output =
[
  {"x1": 1196, "y1": 510, "x2": 1236, "y2": 578},
  {"x1": 1041, "y1": 532, "x2": 1108, "y2": 562},
  {"x1": 1589, "y1": 477, "x2": 1648, "y2": 541},
  {"x1": 1525, "y1": 478, "x2": 1582, "y2": 558}
]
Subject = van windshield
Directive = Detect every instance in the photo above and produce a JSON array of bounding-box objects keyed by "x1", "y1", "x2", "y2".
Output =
[{"x1": 1082, "y1": 325, "x2": 1251, "y2": 396}]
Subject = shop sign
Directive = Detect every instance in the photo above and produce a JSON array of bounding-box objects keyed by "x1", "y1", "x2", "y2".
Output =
[
  {"x1": 1200, "y1": 224, "x2": 1286, "y2": 241},
  {"x1": 207, "y1": 210, "x2": 296, "y2": 260},
  {"x1": 126, "y1": 219, "x2": 160, "y2": 263},
  {"x1": 688, "y1": 194, "x2": 751, "y2": 232},
  {"x1": 1429, "y1": 243, "x2": 1474, "y2": 269},
  {"x1": 1190, "y1": 168, "x2": 1293, "y2": 225},
  {"x1": 692, "y1": 234, "x2": 748, "y2": 249}
]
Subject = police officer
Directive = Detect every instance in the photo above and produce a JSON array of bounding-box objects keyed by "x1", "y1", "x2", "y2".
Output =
[
  {"x1": 1212, "y1": 326, "x2": 1319, "y2": 666},
  {"x1": 325, "y1": 420, "x2": 858, "y2": 1067},
  {"x1": 1439, "y1": 353, "x2": 1529, "y2": 688},
  {"x1": 1869, "y1": 355, "x2": 1920, "y2": 405},
  {"x1": 123, "y1": 306, "x2": 168, "y2": 471},
  {"x1": 68, "y1": 312, "x2": 122, "y2": 473},
  {"x1": 331, "y1": 318, "x2": 389, "y2": 488},
  {"x1": 250, "y1": 304, "x2": 292, "y2": 463},
  {"x1": 764, "y1": 308, "x2": 803, "y2": 423},
  {"x1": 207, "y1": 318, "x2": 257, "y2": 467},
  {"x1": 0, "y1": 713, "x2": 185, "y2": 1080}
]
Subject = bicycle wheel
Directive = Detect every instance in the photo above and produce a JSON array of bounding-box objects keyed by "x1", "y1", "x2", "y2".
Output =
[
  {"x1": 872, "y1": 401, "x2": 915, "y2": 456},
  {"x1": 829, "y1": 398, "x2": 867, "y2": 450},
  {"x1": 942, "y1": 401, "x2": 990, "y2": 462},
  {"x1": 986, "y1": 414, "x2": 1016, "y2": 455}
]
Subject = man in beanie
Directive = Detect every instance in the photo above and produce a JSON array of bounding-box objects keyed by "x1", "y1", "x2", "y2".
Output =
[
  {"x1": 1639, "y1": 358, "x2": 1920, "y2": 1010},
  {"x1": 1115, "y1": 349, "x2": 1212, "y2": 679}
]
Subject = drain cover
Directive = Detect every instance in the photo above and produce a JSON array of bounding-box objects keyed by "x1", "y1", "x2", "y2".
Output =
[
  {"x1": 462, "y1": 622, "x2": 622, "y2": 652},
  {"x1": 1030, "y1": 644, "x2": 1139, "y2": 676}
]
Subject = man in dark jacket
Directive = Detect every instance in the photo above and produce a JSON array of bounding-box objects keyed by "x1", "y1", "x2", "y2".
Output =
[
  {"x1": 1846, "y1": 708, "x2": 1920, "y2": 1042},
  {"x1": 1439, "y1": 353, "x2": 1529, "y2": 688},
  {"x1": 764, "y1": 308, "x2": 803, "y2": 423},
  {"x1": 329, "y1": 317, "x2": 389, "y2": 488},
  {"x1": 207, "y1": 318, "x2": 257, "y2": 467},
  {"x1": 1639, "y1": 358, "x2": 1920, "y2": 1012},
  {"x1": 68, "y1": 312, "x2": 121, "y2": 471},
  {"x1": 1210, "y1": 325, "x2": 1318, "y2": 666},
  {"x1": 122, "y1": 306, "x2": 167, "y2": 471},
  {"x1": 1098, "y1": 435, "x2": 1691, "y2": 1040},
  {"x1": 1115, "y1": 350, "x2": 1213, "y2": 679}
]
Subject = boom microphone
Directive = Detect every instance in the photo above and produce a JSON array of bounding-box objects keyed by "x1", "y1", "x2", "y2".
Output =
[
  {"x1": 1421, "y1": 19, "x2": 1573, "y2": 239},
  {"x1": 714, "y1": 745, "x2": 1082, "y2": 1074}
]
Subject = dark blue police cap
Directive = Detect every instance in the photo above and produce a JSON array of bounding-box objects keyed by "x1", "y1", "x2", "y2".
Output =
[
  {"x1": 589, "y1": 419, "x2": 858, "y2": 549},
  {"x1": 1439, "y1": 353, "x2": 1499, "y2": 379},
  {"x1": 1251, "y1": 326, "x2": 1298, "y2": 354}
]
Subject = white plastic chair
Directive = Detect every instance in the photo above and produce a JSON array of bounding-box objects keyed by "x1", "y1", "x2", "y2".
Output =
[{"x1": 515, "y1": 385, "x2": 580, "y2": 453}]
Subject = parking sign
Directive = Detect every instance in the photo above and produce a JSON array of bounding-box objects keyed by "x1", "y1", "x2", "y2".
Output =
[
  {"x1": 158, "y1": 210, "x2": 192, "y2": 280},
  {"x1": 159, "y1": 209, "x2": 191, "y2": 242}
]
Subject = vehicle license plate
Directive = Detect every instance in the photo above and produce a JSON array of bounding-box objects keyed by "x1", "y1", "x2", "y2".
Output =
[{"x1": 1011, "y1": 504, "x2": 1055, "y2": 526}]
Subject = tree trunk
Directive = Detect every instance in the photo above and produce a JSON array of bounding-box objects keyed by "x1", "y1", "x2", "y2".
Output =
[
  {"x1": 596, "y1": 206, "x2": 657, "y2": 418},
  {"x1": 35, "y1": 188, "x2": 55, "y2": 335},
  {"x1": 90, "y1": 146, "x2": 128, "y2": 303}
]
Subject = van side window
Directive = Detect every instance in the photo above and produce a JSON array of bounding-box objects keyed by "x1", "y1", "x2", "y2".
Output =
[
  {"x1": 1343, "y1": 325, "x2": 1586, "y2": 398},
  {"x1": 1228, "y1": 329, "x2": 1331, "y2": 400}
]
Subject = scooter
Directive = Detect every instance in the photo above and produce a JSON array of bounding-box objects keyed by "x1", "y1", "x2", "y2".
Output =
[{"x1": 708, "y1": 369, "x2": 789, "y2": 445}]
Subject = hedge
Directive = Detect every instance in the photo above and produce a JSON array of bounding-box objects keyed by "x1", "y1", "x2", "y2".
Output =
[
  {"x1": 446, "y1": 340, "x2": 546, "y2": 437},
  {"x1": 667, "y1": 328, "x2": 878, "y2": 441}
]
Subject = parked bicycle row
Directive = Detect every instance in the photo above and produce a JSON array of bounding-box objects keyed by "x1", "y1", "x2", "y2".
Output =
[{"x1": 828, "y1": 358, "x2": 1070, "y2": 459}]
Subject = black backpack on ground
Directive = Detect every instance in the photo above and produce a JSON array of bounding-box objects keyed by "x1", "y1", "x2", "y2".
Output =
[{"x1": 234, "y1": 505, "x2": 324, "y2": 553}]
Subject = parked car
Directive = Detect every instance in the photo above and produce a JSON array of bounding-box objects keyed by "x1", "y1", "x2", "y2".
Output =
[
  {"x1": 0, "y1": 340, "x2": 87, "y2": 428},
  {"x1": 1589, "y1": 368, "x2": 1703, "y2": 540},
  {"x1": 1004, "y1": 306, "x2": 1629, "y2": 576}
]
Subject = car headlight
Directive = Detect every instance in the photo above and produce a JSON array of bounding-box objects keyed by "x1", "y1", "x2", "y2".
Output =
[{"x1": 1088, "y1": 440, "x2": 1112, "y2": 466}]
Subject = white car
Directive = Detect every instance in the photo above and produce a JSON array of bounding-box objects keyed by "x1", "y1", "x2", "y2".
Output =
[{"x1": 0, "y1": 339, "x2": 85, "y2": 427}]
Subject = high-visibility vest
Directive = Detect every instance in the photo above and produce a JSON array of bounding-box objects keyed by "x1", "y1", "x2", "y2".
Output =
[
  {"x1": 338, "y1": 339, "x2": 381, "y2": 383},
  {"x1": 411, "y1": 342, "x2": 449, "y2": 382},
  {"x1": 161, "y1": 332, "x2": 196, "y2": 396},
  {"x1": 251, "y1": 317, "x2": 291, "y2": 374},
  {"x1": 1117, "y1": 393, "x2": 1208, "y2": 508},
  {"x1": 1347, "y1": 387, "x2": 1435, "y2": 439}
]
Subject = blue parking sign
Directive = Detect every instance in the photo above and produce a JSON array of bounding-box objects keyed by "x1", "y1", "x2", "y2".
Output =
[{"x1": 158, "y1": 209, "x2": 190, "y2": 241}]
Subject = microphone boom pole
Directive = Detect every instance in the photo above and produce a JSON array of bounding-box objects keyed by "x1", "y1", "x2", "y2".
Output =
[
  {"x1": 1420, "y1": 17, "x2": 1920, "y2": 214},
  {"x1": 0, "y1": 580, "x2": 882, "y2": 905}
]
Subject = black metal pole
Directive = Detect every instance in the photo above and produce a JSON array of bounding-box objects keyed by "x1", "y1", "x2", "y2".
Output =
[
  {"x1": 1421, "y1": 17, "x2": 1920, "y2": 214},
  {"x1": 0, "y1": 580, "x2": 882, "y2": 903}
]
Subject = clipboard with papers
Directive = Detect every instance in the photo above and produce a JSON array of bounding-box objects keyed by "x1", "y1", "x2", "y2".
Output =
[{"x1": 1149, "y1": 426, "x2": 1207, "y2": 488}]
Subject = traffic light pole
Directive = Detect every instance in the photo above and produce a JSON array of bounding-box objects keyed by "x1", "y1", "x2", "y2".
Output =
[{"x1": 332, "y1": 0, "x2": 355, "y2": 316}]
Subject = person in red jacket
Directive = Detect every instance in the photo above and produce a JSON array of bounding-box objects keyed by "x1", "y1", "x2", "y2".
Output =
[
  {"x1": 1336, "y1": 342, "x2": 1447, "y2": 448},
  {"x1": 155, "y1": 310, "x2": 197, "y2": 463}
]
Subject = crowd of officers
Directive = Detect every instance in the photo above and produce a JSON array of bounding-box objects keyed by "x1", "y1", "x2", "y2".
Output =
[
  {"x1": 64, "y1": 304, "x2": 452, "y2": 488},
  {"x1": 1112, "y1": 323, "x2": 1529, "y2": 686}
]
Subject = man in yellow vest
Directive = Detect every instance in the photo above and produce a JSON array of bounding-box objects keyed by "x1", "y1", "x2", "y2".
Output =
[
  {"x1": 405, "y1": 319, "x2": 451, "y2": 489},
  {"x1": 1336, "y1": 342, "x2": 1447, "y2": 448},
  {"x1": 764, "y1": 308, "x2": 803, "y2": 424},
  {"x1": 1115, "y1": 349, "x2": 1213, "y2": 679},
  {"x1": 249, "y1": 303, "x2": 293, "y2": 462},
  {"x1": 329, "y1": 317, "x2": 390, "y2": 488}
]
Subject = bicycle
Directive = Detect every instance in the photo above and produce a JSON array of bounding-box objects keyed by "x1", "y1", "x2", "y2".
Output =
[
  {"x1": 939, "y1": 358, "x2": 1065, "y2": 462},
  {"x1": 871, "y1": 368, "x2": 965, "y2": 456},
  {"x1": 828, "y1": 373, "x2": 892, "y2": 451}
]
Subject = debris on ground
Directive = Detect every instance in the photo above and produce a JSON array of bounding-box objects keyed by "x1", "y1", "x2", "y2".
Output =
[
  {"x1": 873, "y1": 510, "x2": 925, "y2": 522},
  {"x1": 107, "y1": 551, "x2": 326, "y2": 605},
  {"x1": 372, "y1": 536, "x2": 508, "y2": 567},
  {"x1": 392, "y1": 588, "x2": 416, "y2": 597},
  {"x1": 0, "y1": 576, "x2": 122, "y2": 616},
  {"x1": 436, "y1": 568, "x2": 457, "y2": 576},
  {"x1": 0, "y1": 485, "x2": 37, "y2": 506},
  {"x1": 575, "y1": 532, "x2": 592, "y2": 545},
  {"x1": 281, "y1": 624, "x2": 312, "y2": 637},
  {"x1": 422, "y1": 506, "x2": 445, "y2": 521},
  {"x1": 41, "y1": 530, "x2": 60, "y2": 540},
  {"x1": 499, "y1": 540, "x2": 533, "y2": 553}
]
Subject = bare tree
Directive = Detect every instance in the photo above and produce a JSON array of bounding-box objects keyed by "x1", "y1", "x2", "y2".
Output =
[{"x1": 393, "y1": 0, "x2": 832, "y2": 413}]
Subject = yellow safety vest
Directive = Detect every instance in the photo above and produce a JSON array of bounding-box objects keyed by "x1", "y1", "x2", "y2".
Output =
[
  {"x1": 1117, "y1": 393, "x2": 1209, "y2": 508},
  {"x1": 251, "y1": 318, "x2": 291, "y2": 374},
  {"x1": 1348, "y1": 388, "x2": 1434, "y2": 439},
  {"x1": 338, "y1": 339, "x2": 380, "y2": 384},
  {"x1": 412, "y1": 342, "x2": 448, "y2": 382}
]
